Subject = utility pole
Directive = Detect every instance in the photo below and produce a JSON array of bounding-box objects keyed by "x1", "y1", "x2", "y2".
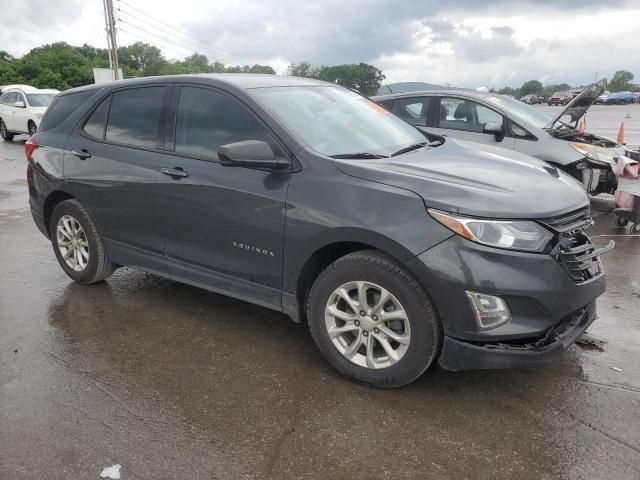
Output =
[{"x1": 103, "y1": 0, "x2": 120, "y2": 80}]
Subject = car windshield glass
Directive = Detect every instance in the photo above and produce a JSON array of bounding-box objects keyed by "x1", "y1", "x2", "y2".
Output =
[
  {"x1": 251, "y1": 86, "x2": 426, "y2": 157},
  {"x1": 26, "y1": 94, "x2": 55, "y2": 107},
  {"x1": 484, "y1": 95, "x2": 553, "y2": 128}
]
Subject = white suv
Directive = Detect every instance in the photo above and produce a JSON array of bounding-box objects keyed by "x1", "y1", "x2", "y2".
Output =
[{"x1": 0, "y1": 86, "x2": 58, "y2": 140}]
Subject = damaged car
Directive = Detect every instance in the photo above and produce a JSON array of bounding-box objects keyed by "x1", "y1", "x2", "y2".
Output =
[
  {"x1": 28, "y1": 75, "x2": 613, "y2": 387},
  {"x1": 372, "y1": 79, "x2": 628, "y2": 196}
]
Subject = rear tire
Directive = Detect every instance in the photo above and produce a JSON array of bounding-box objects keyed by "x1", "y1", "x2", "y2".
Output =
[
  {"x1": 307, "y1": 250, "x2": 442, "y2": 388},
  {"x1": 50, "y1": 199, "x2": 114, "y2": 284},
  {"x1": 0, "y1": 119, "x2": 14, "y2": 141}
]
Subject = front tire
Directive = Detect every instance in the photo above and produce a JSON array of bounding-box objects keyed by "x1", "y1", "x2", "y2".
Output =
[
  {"x1": 28, "y1": 121, "x2": 37, "y2": 136},
  {"x1": 0, "y1": 119, "x2": 14, "y2": 141},
  {"x1": 307, "y1": 250, "x2": 442, "y2": 388},
  {"x1": 50, "y1": 199, "x2": 114, "y2": 284}
]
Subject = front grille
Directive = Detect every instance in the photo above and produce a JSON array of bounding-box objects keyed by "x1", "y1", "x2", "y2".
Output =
[
  {"x1": 540, "y1": 206, "x2": 613, "y2": 283},
  {"x1": 540, "y1": 206, "x2": 592, "y2": 233},
  {"x1": 555, "y1": 232, "x2": 603, "y2": 283}
]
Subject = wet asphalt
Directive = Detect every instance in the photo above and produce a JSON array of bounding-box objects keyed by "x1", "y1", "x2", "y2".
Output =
[{"x1": 1, "y1": 128, "x2": 639, "y2": 479}]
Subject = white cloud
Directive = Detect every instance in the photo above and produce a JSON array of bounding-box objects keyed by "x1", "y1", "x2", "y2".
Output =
[{"x1": 0, "y1": 0, "x2": 638, "y2": 88}]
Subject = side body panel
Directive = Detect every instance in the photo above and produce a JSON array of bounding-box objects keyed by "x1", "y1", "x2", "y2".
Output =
[{"x1": 282, "y1": 148, "x2": 455, "y2": 296}]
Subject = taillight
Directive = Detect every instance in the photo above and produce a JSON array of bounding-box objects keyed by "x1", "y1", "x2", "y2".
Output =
[{"x1": 25, "y1": 137, "x2": 37, "y2": 160}]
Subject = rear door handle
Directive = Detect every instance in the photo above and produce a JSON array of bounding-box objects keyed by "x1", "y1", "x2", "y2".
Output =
[
  {"x1": 71, "y1": 149, "x2": 91, "y2": 159},
  {"x1": 160, "y1": 167, "x2": 189, "y2": 179}
]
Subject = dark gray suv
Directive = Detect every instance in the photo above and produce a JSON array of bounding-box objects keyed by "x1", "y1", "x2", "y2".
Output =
[{"x1": 26, "y1": 74, "x2": 611, "y2": 387}]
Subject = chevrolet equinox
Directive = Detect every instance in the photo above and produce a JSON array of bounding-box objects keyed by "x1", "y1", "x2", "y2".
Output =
[{"x1": 27, "y1": 74, "x2": 612, "y2": 387}]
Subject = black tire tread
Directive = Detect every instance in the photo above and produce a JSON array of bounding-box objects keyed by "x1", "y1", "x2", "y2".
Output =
[
  {"x1": 51, "y1": 199, "x2": 114, "y2": 284},
  {"x1": 306, "y1": 249, "x2": 442, "y2": 387}
]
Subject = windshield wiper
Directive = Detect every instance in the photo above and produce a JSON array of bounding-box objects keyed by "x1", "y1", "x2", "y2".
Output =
[
  {"x1": 330, "y1": 152, "x2": 388, "y2": 159},
  {"x1": 390, "y1": 142, "x2": 428, "y2": 157}
]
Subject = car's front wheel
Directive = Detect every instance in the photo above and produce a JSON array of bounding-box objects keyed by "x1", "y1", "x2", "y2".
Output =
[
  {"x1": 0, "y1": 119, "x2": 14, "y2": 141},
  {"x1": 28, "y1": 121, "x2": 37, "y2": 136},
  {"x1": 307, "y1": 250, "x2": 442, "y2": 388},
  {"x1": 50, "y1": 199, "x2": 114, "y2": 284}
]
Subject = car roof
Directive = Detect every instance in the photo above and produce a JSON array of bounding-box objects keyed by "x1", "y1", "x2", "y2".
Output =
[
  {"x1": 371, "y1": 89, "x2": 505, "y2": 102},
  {"x1": 58, "y1": 74, "x2": 331, "y2": 97},
  {"x1": 1, "y1": 86, "x2": 59, "y2": 95}
]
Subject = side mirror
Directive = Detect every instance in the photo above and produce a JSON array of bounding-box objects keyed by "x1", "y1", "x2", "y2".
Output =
[
  {"x1": 218, "y1": 140, "x2": 289, "y2": 170},
  {"x1": 484, "y1": 122, "x2": 505, "y2": 142},
  {"x1": 13, "y1": 101, "x2": 26, "y2": 108}
]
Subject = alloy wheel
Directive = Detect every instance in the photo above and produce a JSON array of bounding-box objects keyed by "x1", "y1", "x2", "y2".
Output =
[
  {"x1": 56, "y1": 215, "x2": 90, "y2": 272},
  {"x1": 325, "y1": 280, "x2": 411, "y2": 369}
]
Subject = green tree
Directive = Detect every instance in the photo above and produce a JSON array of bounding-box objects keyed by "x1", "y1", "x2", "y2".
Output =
[
  {"x1": 0, "y1": 41, "x2": 277, "y2": 90},
  {"x1": 118, "y1": 42, "x2": 166, "y2": 76},
  {"x1": 520, "y1": 80, "x2": 543, "y2": 96},
  {"x1": 609, "y1": 70, "x2": 634, "y2": 92},
  {"x1": 0, "y1": 51, "x2": 17, "y2": 84},
  {"x1": 287, "y1": 61, "x2": 320, "y2": 78},
  {"x1": 497, "y1": 86, "x2": 520, "y2": 97}
]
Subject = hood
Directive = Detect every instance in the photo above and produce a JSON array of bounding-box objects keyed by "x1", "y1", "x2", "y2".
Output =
[
  {"x1": 30, "y1": 106, "x2": 48, "y2": 113},
  {"x1": 332, "y1": 139, "x2": 588, "y2": 219},
  {"x1": 550, "y1": 79, "x2": 606, "y2": 129}
]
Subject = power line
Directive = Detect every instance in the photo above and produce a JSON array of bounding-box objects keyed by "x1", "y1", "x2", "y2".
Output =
[
  {"x1": 117, "y1": 12, "x2": 231, "y2": 63},
  {"x1": 116, "y1": 0, "x2": 244, "y2": 63},
  {"x1": 119, "y1": 27, "x2": 194, "y2": 60},
  {"x1": 118, "y1": 16, "x2": 236, "y2": 64}
]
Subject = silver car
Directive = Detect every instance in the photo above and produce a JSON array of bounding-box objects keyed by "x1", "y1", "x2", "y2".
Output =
[{"x1": 372, "y1": 80, "x2": 627, "y2": 195}]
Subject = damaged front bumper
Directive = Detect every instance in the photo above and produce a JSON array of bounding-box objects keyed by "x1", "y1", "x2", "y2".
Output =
[{"x1": 438, "y1": 301, "x2": 597, "y2": 371}]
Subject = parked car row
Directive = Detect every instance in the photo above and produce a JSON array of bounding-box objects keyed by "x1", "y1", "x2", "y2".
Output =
[
  {"x1": 604, "y1": 91, "x2": 637, "y2": 105},
  {"x1": 520, "y1": 94, "x2": 544, "y2": 104},
  {"x1": 547, "y1": 91, "x2": 573, "y2": 106},
  {"x1": 0, "y1": 85, "x2": 59, "y2": 140},
  {"x1": 23, "y1": 74, "x2": 614, "y2": 387}
]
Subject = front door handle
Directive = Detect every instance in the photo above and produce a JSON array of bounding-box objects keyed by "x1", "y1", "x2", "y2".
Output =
[
  {"x1": 160, "y1": 167, "x2": 189, "y2": 179},
  {"x1": 71, "y1": 149, "x2": 91, "y2": 159}
]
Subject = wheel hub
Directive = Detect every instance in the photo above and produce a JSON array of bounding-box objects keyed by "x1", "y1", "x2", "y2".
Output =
[
  {"x1": 56, "y1": 214, "x2": 90, "y2": 272},
  {"x1": 324, "y1": 280, "x2": 411, "y2": 370}
]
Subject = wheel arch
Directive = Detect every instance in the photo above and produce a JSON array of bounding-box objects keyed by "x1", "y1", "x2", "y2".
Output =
[
  {"x1": 43, "y1": 190, "x2": 75, "y2": 237},
  {"x1": 287, "y1": 228, "x2": 423, "y2": 324}
]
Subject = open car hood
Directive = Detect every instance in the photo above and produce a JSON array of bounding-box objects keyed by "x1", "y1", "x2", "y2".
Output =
[{"x1": 550, "y1": 79, "x2": 607, "y2": 129}]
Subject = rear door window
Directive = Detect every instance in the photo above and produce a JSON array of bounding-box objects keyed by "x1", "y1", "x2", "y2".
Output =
[
  {"x1": 83, "y1": 96, "x2": 111, "y2": 141},
  {"x1": 5, "y1": 92, "x2": 18, "y2": 105},
  {"x1": 173, "y1": 86, "x2": 275, "y2": 160},
  {"x1": 105, "y1": 87, "x2": 167, "y2": 149},
  {"x1": 391, "y1": 97, "x2": 431, "y2": 126},
  {"x1": 39, "y1": 90, "x2": 93, "y2": 132}
]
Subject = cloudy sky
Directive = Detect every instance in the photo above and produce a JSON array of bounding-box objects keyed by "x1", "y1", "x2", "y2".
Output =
[{"x1": 2, "y1": 0, "x2": 639, "y2": 88}]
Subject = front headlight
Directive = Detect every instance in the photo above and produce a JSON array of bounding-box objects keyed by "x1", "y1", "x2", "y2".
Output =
[
  {"x1": 570, "y1": 142, "x2": 618, "y2": 166},
  {"x1": 429, "y1": 209, "x2": 553, "y2": 253}
]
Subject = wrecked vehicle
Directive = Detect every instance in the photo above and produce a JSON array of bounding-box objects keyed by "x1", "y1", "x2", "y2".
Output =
[
  {"x1": 28, "y1": 74, "x2": 612, "y2": 387},
  {"x1": 372, "y1": 80, "x2": 629, "y2": 196}
]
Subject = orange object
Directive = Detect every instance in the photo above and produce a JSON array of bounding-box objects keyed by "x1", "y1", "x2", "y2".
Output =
[
  {"x1": 577, "y1": 118, "x2": 585, "y2": 132},
  {"x1": 617, "y1": 121, "x2": 625, "y2": 144}
]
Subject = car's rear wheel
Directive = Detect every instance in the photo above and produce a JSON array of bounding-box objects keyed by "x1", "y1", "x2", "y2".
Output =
[
  {"x1": 307, "y1": 250, "x2": 442, "y2": 388},
  {"x1": 28, "y1": 121, "x2": 37, "y2": 136},
  {"x1": 0, "y1": 119, "x2": 14, "y2": 141},
  {"x1": 50, "y1": 199, "x2": 114, "y2": 284}
]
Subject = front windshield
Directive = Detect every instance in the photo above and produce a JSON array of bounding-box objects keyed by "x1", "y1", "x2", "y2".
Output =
[
  {"x1": 252, "y1": 86, "x2": 426, "y2": 157},
  {"x1": 484, "y1": 94, "x2": 553, "y2": 129},
  {"x1": 26, "y1": 93, "x2": 55, "y2": 107}
]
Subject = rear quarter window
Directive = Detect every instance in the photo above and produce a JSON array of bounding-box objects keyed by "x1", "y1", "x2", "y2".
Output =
[{"x1": 39, "y1": 90, "x2": 93, "y2": 132}]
